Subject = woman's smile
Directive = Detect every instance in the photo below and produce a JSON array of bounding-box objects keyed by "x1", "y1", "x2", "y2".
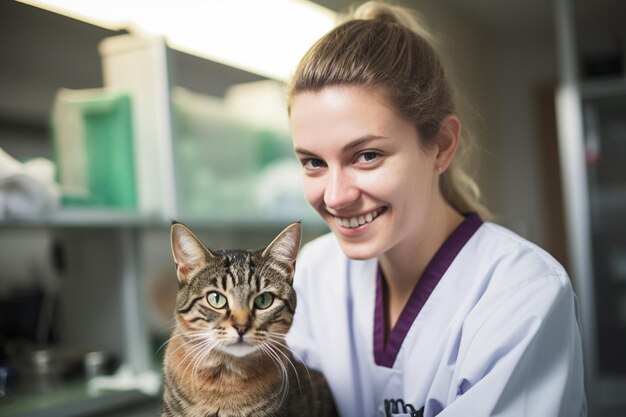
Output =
[{"x1": 332, "y1": 206, "x2": 386, "y2": 230}]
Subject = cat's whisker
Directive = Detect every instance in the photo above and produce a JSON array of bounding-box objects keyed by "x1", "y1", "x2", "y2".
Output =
[
  {"x1": 156, "y1": 334, "x2": 178, "y2": 354},
  {"x1": 258, "y1": 343, "x2": 283, "y2": 386},
  {"x1": 263, "y1": 334, "x2": 314, "y2": 387},
  {"x1": 191, "y1": 339, "x2": 216, "y2": 393},
  {"x1": 156, "y1": 316, "x2": 178, "y2": 332},
  {"x1": 263, "y1": 332, "x2": 293, "y2": 343},
  {"x1": 259, "y1": 343, "x2": 288, "y2": 402},
  {"x1": 185, "y1": 338, "x2": 222, "y2": 393},
  {"x1": 259, "y1": 342, "x2": 289, "y2": 408},
  {"x1": 179, "y1": 338, "x2": 217, "y2": 385},
  {"x1": 257, "y1": 343, "x2": 281, "y2": 399},
  {"x1": 164, "y1": 336, "x2": 202, "y2": 359},
  {"x1": 188, "y1": 343, "x2": 206, "y2": 393},
  {"x1": 263, "y1": 330, "x2": 289, "y2": 336},
  {"x1": 191, "y1": 352, "x2": 212, "y2": 393},
  {"x1": 179, "y1": 341, "x2": 208, "y2": 382},
  {"x1": 266, "y1": 344, "x2": 291, "y2": 406},
  {"x1": 165, "y1": 331, "x2": 212, "y2": 356},
  {"x1": 265, "y1": 342, "x2": 302, "y2": 395},
  {"x1": 156, "y1": 332, "x2": 188, "y2": 354},
  {"x1": 262, "y1": 333, "x2": 287, "y2": 340}
]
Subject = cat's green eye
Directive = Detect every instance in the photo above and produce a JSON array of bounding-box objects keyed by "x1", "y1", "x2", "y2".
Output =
[
  {"x1": 254, "y1": 293, "x2": 274, "y2": 310},
  {"x1": 207, "y1": 291, "x2": 227, "y2": 309}
]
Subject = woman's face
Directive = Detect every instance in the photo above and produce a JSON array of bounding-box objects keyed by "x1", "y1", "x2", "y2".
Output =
[{"x1": 290, "y1": 85, "x2": 440, "y2": 260}]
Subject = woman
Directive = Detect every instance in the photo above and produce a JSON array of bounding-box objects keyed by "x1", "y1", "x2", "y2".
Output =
[{"x1": 285, "y1": 2, "x2": 586, "y2": 417}]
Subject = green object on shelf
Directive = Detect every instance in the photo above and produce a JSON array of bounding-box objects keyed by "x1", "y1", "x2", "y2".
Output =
[
  {"x1": 257, "y1": 129, "x2": 292, "y2": 167},
  {"x1": 51, "y1": 89, "x2": 137, "y2": 209}
]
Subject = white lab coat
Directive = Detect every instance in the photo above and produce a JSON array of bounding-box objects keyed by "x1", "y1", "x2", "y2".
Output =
[{"x1": 286, "y1": 215, "x2": 586, "y2": 417}]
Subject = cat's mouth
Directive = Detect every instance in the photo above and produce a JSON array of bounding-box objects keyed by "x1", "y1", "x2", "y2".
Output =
[{"x1": 222, "y1": 340, "x2": 259, "y2": 357}]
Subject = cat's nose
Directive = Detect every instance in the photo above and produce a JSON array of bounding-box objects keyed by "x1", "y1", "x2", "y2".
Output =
[
  {"x1": 231, "y1": 310, "x2": 250, "y2": 335},
  {"x1": 233, "y1": 324, "x2": 249, "y2": 335}
]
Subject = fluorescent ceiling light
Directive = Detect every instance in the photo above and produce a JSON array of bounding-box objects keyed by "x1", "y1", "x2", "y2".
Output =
[{"x1": 16, "y1": 0, "x2": 337, "y2": 81}]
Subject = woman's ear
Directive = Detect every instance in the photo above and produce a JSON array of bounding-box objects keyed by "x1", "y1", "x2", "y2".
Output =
[{"x1": 434, "y1": 114, "x2": 461, "y2": 173}]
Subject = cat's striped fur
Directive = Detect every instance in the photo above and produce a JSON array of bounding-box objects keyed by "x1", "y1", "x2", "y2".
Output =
[{"x1": 162, "y1": 222, "x2": 338, "y2": 417}]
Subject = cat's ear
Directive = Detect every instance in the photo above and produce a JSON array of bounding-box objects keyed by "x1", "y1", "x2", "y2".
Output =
[
  {"x1": 171, "y1": 222, "x2": 215, "y2": 285},
  {"x1": 262, "y1": 222, "x2": 302, "y2": 277}
]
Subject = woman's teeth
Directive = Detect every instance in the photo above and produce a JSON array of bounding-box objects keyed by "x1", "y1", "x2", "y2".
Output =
[{"x1": 335, "y1": 209, "x2": 381, "y2": 229}]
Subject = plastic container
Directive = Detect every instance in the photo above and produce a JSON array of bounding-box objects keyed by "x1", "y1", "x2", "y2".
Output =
[{"x1": 51, "y1": 89, "x2": 137, "y2": 209}]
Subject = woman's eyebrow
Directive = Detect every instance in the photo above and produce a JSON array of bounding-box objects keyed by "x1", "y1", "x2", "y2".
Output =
[
  {"x1": 341, "y1": 135, "x2": 386, "y2": 153},
  {"x1": 293, "y1": 147, "x2": 318, "y2": 157},
  {"x1": 294, "y1": 135, "x2": 386, "y2": 156}
]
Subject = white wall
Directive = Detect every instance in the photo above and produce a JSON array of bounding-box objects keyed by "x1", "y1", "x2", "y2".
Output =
[
  {"x1": 490, "y1": 33, "x2": 558, "y2": 245},
  {"x1": 398, "y1": 1, "x2": 559, "y2": 248},
  {"x1": 381, "y1": 1, "x2": 498, "y2": 217}
]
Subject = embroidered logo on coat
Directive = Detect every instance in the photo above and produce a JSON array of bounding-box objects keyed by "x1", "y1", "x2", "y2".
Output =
[{"x1": 383, "y1": 398, "x2": 424, "y2": 416}]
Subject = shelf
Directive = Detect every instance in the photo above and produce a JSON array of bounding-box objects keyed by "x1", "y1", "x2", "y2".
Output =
[
  {"x1": 0, "y1": 208, "x2": 329, "y2": 233},
  {"x1": 0, "y1": 382, "x2": 155, "y2": 417},
  {"x1": 0, "y1": 209, "x2": 158, "y2": 228},
  {"x1": 581, "y1": 78, "x2": 626, "y2": 99},
  {"x1": 178, "y1": 213, "x2": 328, "y2": 232},
  {"x1": 590, "y1": 186, "x2": 626, "y2": 215}
]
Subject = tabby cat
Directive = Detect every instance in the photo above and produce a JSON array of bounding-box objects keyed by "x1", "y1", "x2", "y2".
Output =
[{"x1": 162, "y1": 222, "x2": 338, "y2": 417}]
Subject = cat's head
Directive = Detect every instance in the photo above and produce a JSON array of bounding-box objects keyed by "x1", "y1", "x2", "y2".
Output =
[{"x1": 170, "y1": 222, "x2": 301, "y2": 358}]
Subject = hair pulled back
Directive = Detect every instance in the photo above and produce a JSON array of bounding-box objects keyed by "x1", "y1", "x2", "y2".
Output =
[{"x1": 287, "y1": 1, "x2": 489, "y2": 218}]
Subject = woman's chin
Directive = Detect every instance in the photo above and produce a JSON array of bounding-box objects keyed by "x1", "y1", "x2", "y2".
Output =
[{"x1": 335, "y1": 239, "x2": 381, "y2": 261}]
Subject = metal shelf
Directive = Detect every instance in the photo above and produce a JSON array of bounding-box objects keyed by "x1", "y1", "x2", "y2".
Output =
[
  {"x1": 0, "y1": 208, "x2": 328, "y2": 232},
  {"x1": 581, "y1": 78, "x2": 626, "y2": 99},
  {"x1": 0, "y1": 209, "x2": 157, "y2": 229}
]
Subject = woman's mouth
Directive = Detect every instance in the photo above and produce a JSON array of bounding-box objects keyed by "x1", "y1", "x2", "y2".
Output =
[{"x1": 333, "y1": 207, "x2": 386, "y2": 229}]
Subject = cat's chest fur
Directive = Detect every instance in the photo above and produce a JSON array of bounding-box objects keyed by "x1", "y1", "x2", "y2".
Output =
[{"x1": 163, "y1": 339, "x2": 287, "y2": 417}]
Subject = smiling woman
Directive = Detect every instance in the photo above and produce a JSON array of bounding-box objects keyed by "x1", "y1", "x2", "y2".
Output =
[{"x1": 285, "y1": 2, "x2": 586, "y2": 417}]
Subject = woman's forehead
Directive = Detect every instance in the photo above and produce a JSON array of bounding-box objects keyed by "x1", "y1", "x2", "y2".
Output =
[
  {"x1": 290, "y1": 85, "x2": 393, "y2": 117},
  {"x1": 289, "y1": 86, "x2": 405, "y2": 148}
]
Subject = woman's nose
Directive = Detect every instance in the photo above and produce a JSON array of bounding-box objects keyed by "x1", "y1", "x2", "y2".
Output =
[{"x1": 324, "y1": 168, "x2": 359, "y2": 211}]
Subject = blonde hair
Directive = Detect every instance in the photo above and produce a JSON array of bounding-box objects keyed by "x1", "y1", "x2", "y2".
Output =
[{"x1": 287, "y1": 1, "x2": 490, "y2": 219}]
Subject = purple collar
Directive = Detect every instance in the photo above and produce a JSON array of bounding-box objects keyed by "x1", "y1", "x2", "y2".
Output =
[{"x1": 373, "y1": 213, "x2": 483, "y2": 368}]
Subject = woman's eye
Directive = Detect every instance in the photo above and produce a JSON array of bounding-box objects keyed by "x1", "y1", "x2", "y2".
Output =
[
  {"x1": 207, "y1": 291, "x2": 227, "y2": 309},
  {"x1": 254, "y1": 293, "x2": 274, "y2": 310},
  {"x1": 302, "y1": 158, "x2": 326, "y2": 170},
  {"x1": 357, "y1": 151, "x2": 380, "y2": 163}
]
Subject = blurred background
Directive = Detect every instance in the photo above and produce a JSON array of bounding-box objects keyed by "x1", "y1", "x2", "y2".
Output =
[{"x1": 0, "y1": 0, "x2": 625, "y2": 415}]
